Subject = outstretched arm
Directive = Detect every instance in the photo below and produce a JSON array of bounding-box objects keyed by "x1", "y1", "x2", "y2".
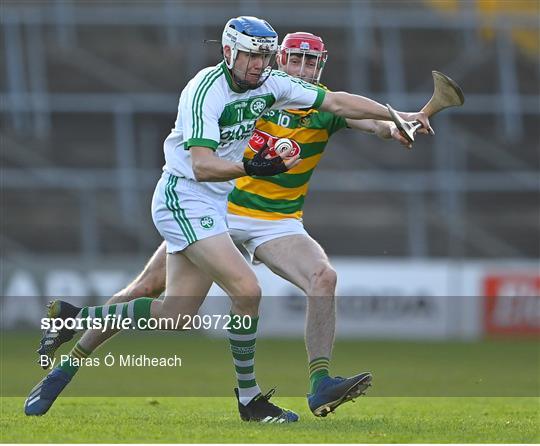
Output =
[
  {"x1": 346, "y1": 118, "x2": 432, "y2": 149},
  {"x1": 320, "y1": 91, "x2": 432, "y2": 133},
  {"x1": 346, "y1": 119, "x2": 410, "y2": 148}
]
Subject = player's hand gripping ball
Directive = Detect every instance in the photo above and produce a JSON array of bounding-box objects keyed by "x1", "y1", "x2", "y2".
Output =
[
  {"x1": 271, "y1": 138, "x2": 301, "y2": 159},
  {"x1": 248, "y1": 129, "x2": 300, "y2": 160}
]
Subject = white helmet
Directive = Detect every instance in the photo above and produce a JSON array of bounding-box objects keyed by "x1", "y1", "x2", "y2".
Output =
[{"x1": 222, "y1": 16, "x2": 278, "y2": 89}]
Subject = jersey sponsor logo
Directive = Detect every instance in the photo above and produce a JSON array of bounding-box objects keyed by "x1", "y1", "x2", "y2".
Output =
[
  {"x1": 247, "y1": 129, "x2": 271, "y2": 152},
  {"x1": 220, "y1": 121, "x2": 257, "y2": 144},
  {"x1": 200, "y1": 216, "x2": 215, "y2": 230}
]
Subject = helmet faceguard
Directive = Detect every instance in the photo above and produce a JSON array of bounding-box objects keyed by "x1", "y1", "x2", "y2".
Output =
[
  {"x1": 278, "y1": 32, "x2": 328, "y2": 85},
  {"x1": 222, "y1": 16, "x2": 278, "y2": 90}
]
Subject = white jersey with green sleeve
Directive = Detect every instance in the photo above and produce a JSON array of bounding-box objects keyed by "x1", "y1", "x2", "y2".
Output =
[{"x1": 162, "y1": 61, "x2": 326, "y2": 196}]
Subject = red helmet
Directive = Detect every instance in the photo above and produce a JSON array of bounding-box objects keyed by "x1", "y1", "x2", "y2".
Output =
[{"x1": 279, "y1": 32, "x2": 328, "y2": 84}]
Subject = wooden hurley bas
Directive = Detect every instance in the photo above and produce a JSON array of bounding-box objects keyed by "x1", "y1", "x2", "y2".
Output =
[{"x1": 386, "y1": 71, "x2": 465, "y2": 144}]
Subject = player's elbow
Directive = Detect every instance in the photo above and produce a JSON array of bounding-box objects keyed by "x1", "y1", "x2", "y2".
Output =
[
  {"x1": 190, "y1": 146, "x2": 216, "y2": 182},
  {"x1": 191, "y1": 159, "x2": 210, "y2": 182}
]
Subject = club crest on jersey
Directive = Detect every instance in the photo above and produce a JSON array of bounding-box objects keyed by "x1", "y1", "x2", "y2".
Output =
[
  {"x1": 299, "y1": 116, "x2": 312, "y2": 127},
  {"x1": 200, "y1": 216, "x2": 214, "y2": 229},
  {"x1": 249, "y1": 98, "x2": 266, "y2": 116}
]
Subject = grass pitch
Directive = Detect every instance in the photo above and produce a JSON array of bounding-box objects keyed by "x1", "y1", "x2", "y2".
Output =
[
  {"x1": 2, "y1": 396, "x2": 538, "y2": 443},
  {"x1": 1, "y1": 332, "x2": 539, "y2": 442}
]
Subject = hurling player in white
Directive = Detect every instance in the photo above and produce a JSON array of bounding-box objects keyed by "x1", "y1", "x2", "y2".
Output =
[{"x1": 26, "y1": 17, "x2": 431, "y2": 423}]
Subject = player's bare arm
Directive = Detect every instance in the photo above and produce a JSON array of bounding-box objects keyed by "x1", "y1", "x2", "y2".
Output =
[
  {"x1": 190, "y1": 147, "x2": 246, "y2": 182},
  {"x1": 190, "y1": 146, "x2": 301, "y2": 182},
  {"x1": 320, "y1": 91, "x2": 433, "y2": 132},
  {"x1": 345, "y1": 118, "x2": 422, "y2": 148}
]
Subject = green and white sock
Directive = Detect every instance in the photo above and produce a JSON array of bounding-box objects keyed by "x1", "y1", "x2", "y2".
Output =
[
  {"x1": 75, "y1": 297, "x2": 153, "y2": 330},
  {"x1": 309, "y1": 357, "x2": 330, "y2": 394},
  {"x1": 228, "y1": 313, "x2": 261, "y2": 406},
  {"x1": 57, "y1": 342, "x2": 91, "y2": 377}
]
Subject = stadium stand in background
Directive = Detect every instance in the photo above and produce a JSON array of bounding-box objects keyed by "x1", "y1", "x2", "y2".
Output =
[
  {"x1": 1, "y1": 0, "x2": 539, "y2": 260},
  {"x1": 427, "y1": 0, "x2": 538, "y2": 57}
]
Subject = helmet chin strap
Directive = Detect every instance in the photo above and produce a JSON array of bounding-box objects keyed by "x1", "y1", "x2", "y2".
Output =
[
  {"x1": 231, "y1": 66, "x2": 263, "y2": 90},
  {"x1": 224, "y1": 47, "x2": 257, "y2": 89},
  {"x1": 226, "y1": 48, "x2": 237, "y2": 70},
  {"x1": 226, "y1": 50, "x2": 275, "y2": 90}
]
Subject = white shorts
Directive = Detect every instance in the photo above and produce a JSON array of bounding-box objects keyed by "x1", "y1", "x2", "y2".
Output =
[
  {"x1": 152, "y1": 173, "x2": 229, "y2": 253},
  {"x1": 228, "y1": 213, "x2": 308, "y2": 263}
]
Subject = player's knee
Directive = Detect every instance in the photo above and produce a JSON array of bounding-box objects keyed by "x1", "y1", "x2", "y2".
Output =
[
  {"x1": 310, "y1": 263, "x2": 337, "y2": 295},
  {"x1": 115, "y1": 272, "x2": 165, "y2": 300},
  {"x1": 113, "y1": 283, "x2": 156, "y2": 300},
  {"x1": 131, "y1": 277, "x2": 164, "y2": 299},
  {"x1": 232, "y1": 295, "x2": 261, "y2": 316},
  {"x1": 230, "y1": 277, "x2": 262, "y2": 299},
  {"x1": 238, "y1": 284, "x2": 262, "y2": 301},
  {"x1": 230, "y1": 280, "x2": 261, "y2": 314}
]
